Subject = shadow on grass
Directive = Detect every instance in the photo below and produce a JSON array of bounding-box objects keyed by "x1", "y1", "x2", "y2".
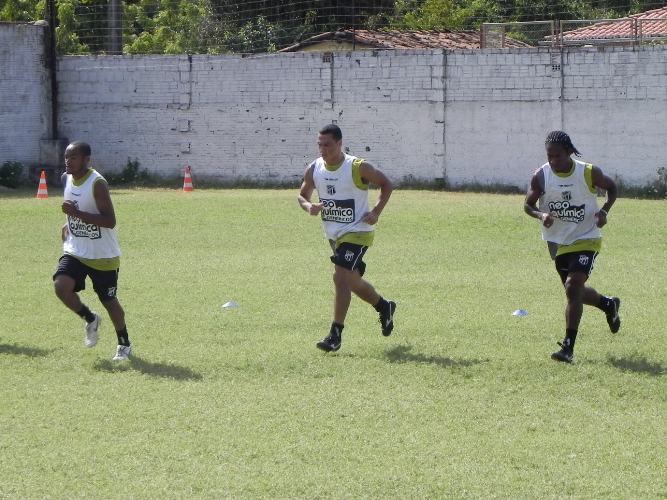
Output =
[
  {"x1": 385, "y1": 345, "x2": 487, "y2": 368},
  {"x1": 93, "y1": 355, "x2": 203, "y2": 381},
  {"x1": 0, "y1": 342, "x2": 52, "y2": 357},
  {"x1": 607, "y1": 355, "x2": 665, "y2": 376}
]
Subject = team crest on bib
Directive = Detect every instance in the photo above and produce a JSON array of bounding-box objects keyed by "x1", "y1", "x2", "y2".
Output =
[
  {"x1": 327, "y1": 185, "x2": 336, "y2": 195},
  {"x1": 561, "y1": 191, "x2": 572, "y2": 201}
]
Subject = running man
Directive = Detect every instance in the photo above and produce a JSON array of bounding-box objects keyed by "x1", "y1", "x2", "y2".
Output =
[
  {"x1": 298, "y1": 124, "x2": 396, "y2": 352},
  {"x1": 53, "y1": 141, "x2": 132, "y2": 361},
  {"x1": 524, "y1": 131, "x2": 621, "y2": 363}
]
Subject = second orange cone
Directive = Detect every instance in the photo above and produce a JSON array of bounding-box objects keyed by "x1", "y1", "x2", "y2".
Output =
[
  {"x1": 36, "y1": 170, "x2": 49, "y2": 199},
  {"x1": 183, "y1": 166, "x2": 194, "y2": 192}
]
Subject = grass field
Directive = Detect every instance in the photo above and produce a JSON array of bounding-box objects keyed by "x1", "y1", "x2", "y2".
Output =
[{"x1": 0, "y1": 188, "x2": 665, "y2": 498}]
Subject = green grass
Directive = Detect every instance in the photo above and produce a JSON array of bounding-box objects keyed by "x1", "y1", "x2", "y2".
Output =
[{"x1": 0, "y1": 189, "x2": 665, "y2": 498}]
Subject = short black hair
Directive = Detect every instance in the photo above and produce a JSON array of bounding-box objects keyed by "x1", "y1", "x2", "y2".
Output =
[
  {"x1": 68, "y1": 141, "x2": 92, "y2": 157},
  {"x1": 319, "y1": 124, "x2": 342, "y2": 141},
  {"x1": 545, "y1": 131, "x2": 581, "y2": 157}
]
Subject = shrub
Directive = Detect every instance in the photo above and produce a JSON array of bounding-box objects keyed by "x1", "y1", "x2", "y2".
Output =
[{"x1": 0, "y1": 161, "x2": 23, "y2": 188}]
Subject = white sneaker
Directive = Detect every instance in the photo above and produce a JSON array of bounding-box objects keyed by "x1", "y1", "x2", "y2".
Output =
[
  {"x1": 84, "y1": 313, "x2": 101, "y2": 348},
  {"x1": 112, "y1": 344, "x2": 132, "y2": 361}
]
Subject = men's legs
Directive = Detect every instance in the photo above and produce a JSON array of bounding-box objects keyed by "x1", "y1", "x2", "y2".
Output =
[
  {"x1": 551, "y1": 271, "x2": 586, "y2": 363},
  {"x1": 92, "y1": 269, "x2": 132, "y2": 360},
  {"x1": 564, "y1": 271, "x2": 587, "y2": 332},
  {"x1": 54, "y1": 274, "x2": 85, "y2": 313},
  {"x1": 333, "y1": 265, "x2": 354, "y2": 325},
  {"x1": 583, "y1": 286, "x2": 621, "y2": 333},
  {"x1": 101, "y1": 298, "x2": 129, "y2": 345},
  {"x1": 316, "y1": 266, "x2": 349, "y2": 352},
  {"x1": 347, "y1": 267, "x2": 380, "y2": 306},
  {"x1": 53, "y1": 258, "x2": 100, "y2": 347},
  {"x1": 317, "y1": 243, "x2": 395, "y2": 352}
]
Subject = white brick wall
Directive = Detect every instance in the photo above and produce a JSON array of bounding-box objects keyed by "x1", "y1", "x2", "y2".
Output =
[
  {"x1": 3, "y1": 23, "x2": 666, "y2": 188},
  {"x1": 0, "y1": 23, "x2": 50, "y2": 167},
  {"x1": 445, "y1": 46, "x2": 667, "y2": 186}
]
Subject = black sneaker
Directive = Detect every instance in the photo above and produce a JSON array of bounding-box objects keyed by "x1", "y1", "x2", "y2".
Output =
[
  {"x1": 606, "y1": 297, "x2": 621, "y2": 333},
  {"x1": 379, "y1": 300, "x2": 396, "y2": 337},
  {"x1": 316, "y1": 333, "x2": 341, "y2": 352},
  {"x1": 551, "y1": 342, "x2": 574, "y2": 363}
]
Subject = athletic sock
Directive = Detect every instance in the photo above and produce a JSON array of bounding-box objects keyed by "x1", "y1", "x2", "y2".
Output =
[
  {"x1": 116, "y1": 327, "x2": 130, "y2": 347},
  {"x1": 374, "y1": 297, "x2": 388, "y2": 313},
  {"x1": 564, "y1": 328, "x2": 578, "y2": 350},
  {"x1": 330, "y1": 322, "x2": 344, "y2": 338},
  {"x1": 596, "y1": 295, "x2": 614, "y2": 314},
  {"x1": 77, "y1": 305, "x2": 96, "y2": 324}
]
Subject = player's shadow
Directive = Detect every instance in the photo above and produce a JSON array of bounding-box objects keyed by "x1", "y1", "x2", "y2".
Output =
[
  {"x1": 607, "y1": 355, "x2": 665, "y2": 376},
  {"x1": 93, "y1": 356, "x2": 203, "y2": 381},
  {"x1": 385, "y1": 345, "x2": 487, "y2": 368},
  {"x1": 0, "y1": 342, "x2": 52, "y2": 357}
]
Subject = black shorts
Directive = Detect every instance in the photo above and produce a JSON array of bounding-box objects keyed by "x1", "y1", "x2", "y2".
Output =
[
  {"x1": 329, "y1": 241, "x2": 368, "y2": 276},
  {"x1": 554, "y1": 251, "x2": 598, "y2": 284},
  {"x1": 53, "y1": 254, "x2": 119, "y2": 302}
]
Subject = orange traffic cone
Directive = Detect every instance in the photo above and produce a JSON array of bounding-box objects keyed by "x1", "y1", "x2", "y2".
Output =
[
  {"x1": 183, "y1": 166, "x2": 194, "y2": 192},
  {"x1": 36, "y1": 170, "x2": 49, "y2": 199}
]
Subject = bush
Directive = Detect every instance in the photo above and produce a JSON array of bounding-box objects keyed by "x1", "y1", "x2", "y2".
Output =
[
  {"x1": 0, "y1": 161, "x2": 23, "y2": 188},
  {"x1": 616, "y1": 168, "x2": 667, "y2": 199},
  {"x1": 105, "y1": 158, "x2": 151, "y2": 185}
]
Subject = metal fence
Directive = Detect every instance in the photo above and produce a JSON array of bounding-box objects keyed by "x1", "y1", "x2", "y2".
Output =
[
  {"x1": 480, "y1": 21, "x2": 556, "y2": 48},
  {"x1": 481, "y1": 17, "x2": 667, "y2": 48}
]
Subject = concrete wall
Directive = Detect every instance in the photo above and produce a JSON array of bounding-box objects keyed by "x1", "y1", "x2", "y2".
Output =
[
  {"x1": 56, "y1": 45, "x2": 666, "y2": 187},
  {"x1": 3, "y1": 21, "x2": 665, "y2": 187},
  {"x1": 0, "y1": 23, "x2": 51, "y2": 168},
  {"x1": 445, "y1": 46, "x2": 667, "y2": 186}
]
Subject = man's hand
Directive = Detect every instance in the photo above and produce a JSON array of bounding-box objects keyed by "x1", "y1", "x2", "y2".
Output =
[
  {"x1": 541, "y1": 212, "x2": 555, "y2": 228},
  {"x1": 308, "y1": 202, "x2": 324, "y2": 216},
  {"x1": 361, "y1": 210, "x2": 379, "y2": 225},
  {"x1": 61, "y1": 224, "x2": 69, "y2": 242},
  {"x1": 595, "y1": 210, "x2": 608, "y2": 228},
  {"x1": 61, "y1": 200, "x2": 78, "y2": 217}
]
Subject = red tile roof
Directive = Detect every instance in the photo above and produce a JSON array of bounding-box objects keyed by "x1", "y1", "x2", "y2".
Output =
[
  {"x1": 280, "y1": 29, "x2": 530, "y2": 52},
  {"x1": 561, "y1": 5, "x2": 667, "y2": 41}
]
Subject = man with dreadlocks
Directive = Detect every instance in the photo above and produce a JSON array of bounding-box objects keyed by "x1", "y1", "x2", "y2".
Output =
[{"x1": 524, "y1": 131, "x2": 621, "y2": 363}]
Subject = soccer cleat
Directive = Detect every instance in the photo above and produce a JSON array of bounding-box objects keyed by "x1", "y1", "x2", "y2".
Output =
[
  {"x1": 316, "y1": 333, "x2": 341, "y2": 352},
  {"x1": 551, "y1": 342, "x2": 574, "y2": 363},
  {"x1": 84, "y1": 313, "x2": 101, "y2": 348},
  {"x1": 606, "y1": 297, "x2": 621, "y2": 334},
  {"x1": 379, "y1": 300, "x2": 397, "y2": 337},
  {"x1": 112, "y1": 344, "x2": 132, "y2": 361}
]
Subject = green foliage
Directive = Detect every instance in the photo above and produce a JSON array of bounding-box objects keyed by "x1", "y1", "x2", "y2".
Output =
[
  {"x1": 105, "y1": 158, "x2": 151, "y2": 185},
  {"x1": 1, "y1": 0, "x2": 662, "y2": 53},
  {"x1": 0, "y1": 161, "x2": 23, "y2": 188},
  {"x1": 124, "y1": 0, "x2": 212, "y2": 54},
  {"x1": 0, "y1": 0, "x2": 41, "y2": 21},
  {"x1": 55, "y1": 0, "x2": 89, "y2": 54}
]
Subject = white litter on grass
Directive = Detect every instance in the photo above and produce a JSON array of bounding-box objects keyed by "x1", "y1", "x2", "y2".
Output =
[
  {"x1": 512, "y1": 309, "x2": 529, "y2": 317},
  {"x1": 222, "y1": 301, "x2": 239, "y2": 309}
]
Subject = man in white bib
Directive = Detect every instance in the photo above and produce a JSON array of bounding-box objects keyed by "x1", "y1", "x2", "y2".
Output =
[
  {"x1": 298, "y1": 124, "x2": 396, "y2": 352},
  {"x1": 524, "y1": 131, "x2": 621, "y2": 363},
  {"x1": 52, "y1": 141, "x2": 132, "y2": 361}
]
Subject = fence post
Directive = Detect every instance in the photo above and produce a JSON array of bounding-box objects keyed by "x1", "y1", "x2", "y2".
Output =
[{"x1": 109, "y1": 0, "x2": 123, "y2": 55}]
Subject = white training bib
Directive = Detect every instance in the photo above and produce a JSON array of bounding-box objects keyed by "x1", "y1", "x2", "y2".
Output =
[
  {"x1": 63, "y1": 169, "x2": 121, "y2": 259},
  {"x1": 312, "y1": 154, "x2": 375, "y2": 241},
  {"x1": 538, "y1": 160, "x2": 601, "y2": 245}
]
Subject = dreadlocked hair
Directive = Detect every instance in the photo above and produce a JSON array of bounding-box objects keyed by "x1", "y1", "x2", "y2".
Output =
[{"x1": 545, "y1": 130, "x2": 581, "y2": 157}]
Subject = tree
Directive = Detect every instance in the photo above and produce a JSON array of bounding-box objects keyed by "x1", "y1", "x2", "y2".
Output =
[{"x1": 0, "y1": 0, "x2": 42, "y2": 21}]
